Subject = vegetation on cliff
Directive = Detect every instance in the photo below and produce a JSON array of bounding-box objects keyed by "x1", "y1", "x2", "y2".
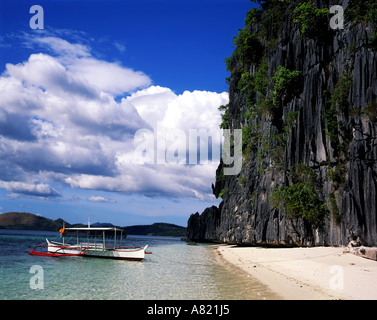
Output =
[{"x1": 189, "y1": 0, "x2": 377, "y2": 246}]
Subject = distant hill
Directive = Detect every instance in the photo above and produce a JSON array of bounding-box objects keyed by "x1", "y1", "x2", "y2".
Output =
[
  {"x1": 0, "y1": 212, "x2": 70, "y2": 231},
  {"x1": 0, "y1": 212, "x2": 187, "y2": 237},
  {"x1": 124, "y1": 223, "x2": 186, "y2": 237}
]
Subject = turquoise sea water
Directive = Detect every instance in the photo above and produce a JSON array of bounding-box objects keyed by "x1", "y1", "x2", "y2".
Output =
[{"x1": 0, "y1": 229, "x2": 276, "y2": 300}]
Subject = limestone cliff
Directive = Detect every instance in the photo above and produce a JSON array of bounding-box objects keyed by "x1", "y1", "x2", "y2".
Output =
[{"x1": 187, "y1": 0, "x2": 377, "y2": 246}]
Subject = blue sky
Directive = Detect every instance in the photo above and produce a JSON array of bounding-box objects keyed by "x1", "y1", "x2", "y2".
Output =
[{"x1": 0, "y1": 0, "x2": 255, "y2": 227}]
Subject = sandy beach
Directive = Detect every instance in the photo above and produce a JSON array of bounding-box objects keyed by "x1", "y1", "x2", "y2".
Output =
[{"x1": 216, "y1": 245, "x2": 377, "y2": 300}]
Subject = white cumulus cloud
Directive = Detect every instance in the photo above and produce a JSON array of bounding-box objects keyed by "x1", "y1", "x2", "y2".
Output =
[
  {"x1": 0, "y1": 34, "x2": 228, "y2": 201},
  {"x1": 88, "y1": 196, "x2": 115, "y2": 203}
]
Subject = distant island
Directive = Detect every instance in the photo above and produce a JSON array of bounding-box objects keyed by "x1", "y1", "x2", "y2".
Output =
[
  {"x1": 0, "y1": 212, "x2": 186, "y2": 237},
  {"x1": 124, "y1": 223, "x2": 187, "y2": 237}
]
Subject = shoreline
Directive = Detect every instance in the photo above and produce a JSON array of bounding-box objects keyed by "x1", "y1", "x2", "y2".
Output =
[{"x1": 216, "y1": 245, "x2": 377, "y2": 300}]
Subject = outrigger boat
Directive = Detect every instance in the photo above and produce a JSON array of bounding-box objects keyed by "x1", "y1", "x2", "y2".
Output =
[{"x1": 29, "y1": 225, "x2": 151, "y2": 261}]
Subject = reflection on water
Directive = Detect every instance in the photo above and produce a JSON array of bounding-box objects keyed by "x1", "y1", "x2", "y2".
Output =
[{"x1": 0, "y1": 230, "x2": 279, "y2": 300}]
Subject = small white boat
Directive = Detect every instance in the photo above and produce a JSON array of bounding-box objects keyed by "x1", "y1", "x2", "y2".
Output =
[{"x1": 29, "y1": 226, "x2": 151, "y2": 261}]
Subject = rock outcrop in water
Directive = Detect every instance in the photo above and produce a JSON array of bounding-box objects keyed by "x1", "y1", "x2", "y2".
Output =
[{"x1": 187, "y1": 0, "x2": 377, "y2": 246}]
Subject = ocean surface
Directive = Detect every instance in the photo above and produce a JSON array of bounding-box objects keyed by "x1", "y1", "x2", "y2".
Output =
[{"x1": 0, "y1": 229, "x2": 277, "y2": 300}]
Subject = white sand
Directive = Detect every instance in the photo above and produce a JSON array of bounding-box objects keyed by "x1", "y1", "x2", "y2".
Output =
[{"x1": 217, "y1": 245, "x2": 377, "y2": 300}]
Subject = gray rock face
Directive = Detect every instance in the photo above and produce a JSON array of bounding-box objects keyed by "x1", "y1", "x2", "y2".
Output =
[
  {"x1": 187, "y1": 206, "x2": 221, "y2": 242},
  {"x1": 187, "y1": 0, "x2": 377, "y2": 246}
]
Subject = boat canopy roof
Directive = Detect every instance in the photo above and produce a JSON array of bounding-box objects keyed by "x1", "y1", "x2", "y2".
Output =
[
  {"x1": 64, "y1": 227, "x2": 124, "y2": 232},
  {"x1": 60, "y1": 227, "x2": 126, "y2": 239}
]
